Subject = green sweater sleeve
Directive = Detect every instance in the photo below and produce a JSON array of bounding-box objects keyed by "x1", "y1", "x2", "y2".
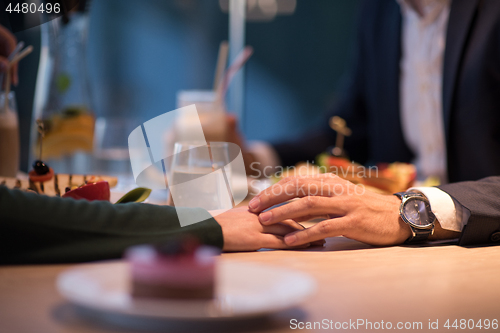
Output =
[{"x1": 0, "y1": 186, "x2": 223, "y2": 264}]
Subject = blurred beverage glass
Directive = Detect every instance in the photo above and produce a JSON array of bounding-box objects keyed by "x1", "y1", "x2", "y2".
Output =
[
  {"x1": 169, "y1": 141, "x2": 233, "y2": 210},
  {"x1": 176, "y1": 90, "x2": 227, "y2": 142},
  {"x1": 93, "y1": 117, "x2": 138, "y2": 175},
  {"x1": 0, "y1": 92, "x2": 20, "y2": 177},
  {"x1": 30, "y1": 12, "x2": 94, "y2": 175}
]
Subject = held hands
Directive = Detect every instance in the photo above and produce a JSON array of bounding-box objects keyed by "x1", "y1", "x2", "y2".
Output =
[
  {"x1": 213, "y1": 207, "x2": 312, "y2": 251},
  {"x1": 248, "y1": 174, "x2": 413, "y2": 247}
]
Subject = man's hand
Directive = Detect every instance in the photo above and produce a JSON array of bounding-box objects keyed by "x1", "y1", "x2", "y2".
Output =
[
  {"x1": 0, "y1": 25, "x2": 18, "y2": 86},
  {"x1": 213, "y1": 206, "x2": 310, "y2": 251},
  {"x1": 248, "y1": 174, "x2": 413, "y2": 247}
]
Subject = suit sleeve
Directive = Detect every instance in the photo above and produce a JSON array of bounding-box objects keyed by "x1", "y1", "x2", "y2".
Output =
[
  {"x1": 0, "y1": 186, "x2": 223, "y2": 264},
  {"x1": 271, "y1": 0, "x2": 370, "y2": 167},
  {"x1": 438, "y1": 176, "x2": 500, "y2": 246}
]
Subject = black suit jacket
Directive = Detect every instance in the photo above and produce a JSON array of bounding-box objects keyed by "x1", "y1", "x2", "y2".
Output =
[{"x1": 273, "y1": 0, "x2": 500, "y2": 245}]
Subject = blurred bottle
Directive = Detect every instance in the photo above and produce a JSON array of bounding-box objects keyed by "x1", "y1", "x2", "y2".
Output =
[{"x1": 31, "y1": 3, "x2": 94, "y2": 174}]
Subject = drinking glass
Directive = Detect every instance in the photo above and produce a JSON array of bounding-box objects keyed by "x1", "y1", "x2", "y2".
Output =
[
  {"x1": 168, "y1": 141, "x2": 234, "y2": 211},
  {"x1": 176, "y1": 90, "x2": 227, "y2": 142},
  {"x1": 92, "y1": 117, "x2": 139, "y2": 175}
]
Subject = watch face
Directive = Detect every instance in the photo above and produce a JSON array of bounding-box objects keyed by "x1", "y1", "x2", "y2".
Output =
[{"x1": 402, "y1": 198, "x2": 433, "y2": 227}]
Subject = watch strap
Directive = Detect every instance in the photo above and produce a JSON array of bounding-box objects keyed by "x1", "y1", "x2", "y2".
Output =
[
  {"x1": 394, "y1": 191, "x2": 435, "y2": 244},
  {"x1": 407, "y1": 228, "x2": 433, "y2": 243}
]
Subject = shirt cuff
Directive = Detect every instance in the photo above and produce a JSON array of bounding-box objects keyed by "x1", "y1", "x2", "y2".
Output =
[{"x1": 409, "y1": 186, "x2": 470, "y2": 232}]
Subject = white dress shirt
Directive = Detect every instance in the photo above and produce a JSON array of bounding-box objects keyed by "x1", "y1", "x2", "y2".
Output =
[
  {"x1": 248, "y1": 0, "x2": 469, "y2": 233},
  {"x1": 398, "y1": 0, "x2": 449, "y2": 184},
  {"x1": 398, "y1": 0, "x2": 468, "y2": 232}
]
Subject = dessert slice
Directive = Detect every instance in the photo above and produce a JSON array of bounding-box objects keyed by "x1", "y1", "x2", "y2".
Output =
[
  {"x1": 0, "y1": 173, "x2": 117, "y2": 197},
  {"x1": 126, "y1": 238, "x2": 219, "y2": 300}
]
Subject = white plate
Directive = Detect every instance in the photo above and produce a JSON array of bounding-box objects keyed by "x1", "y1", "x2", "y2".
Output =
[{"x1": 57, "y1": 261, "x2": 315, "y2": 320}]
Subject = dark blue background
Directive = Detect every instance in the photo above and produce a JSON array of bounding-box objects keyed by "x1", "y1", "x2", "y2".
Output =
[{"x1": 13, "y1": 0, "x2": 360, "y2": 171}]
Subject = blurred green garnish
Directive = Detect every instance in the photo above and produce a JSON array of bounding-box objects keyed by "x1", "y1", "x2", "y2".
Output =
[
  {"x1": 56, "y1": 73, "x2": 71, "y2": 93},
  {"x1": 115, "y1": 187, "x2": 152, "y2": 204}
]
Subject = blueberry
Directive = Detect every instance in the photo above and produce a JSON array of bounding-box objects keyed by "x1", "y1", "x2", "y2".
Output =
[{"x1": 33, "y1": 160, "x2": 50, "y2": 175}]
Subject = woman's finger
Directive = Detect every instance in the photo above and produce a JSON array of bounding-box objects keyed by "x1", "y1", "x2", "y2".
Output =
[
  {"x1": 284, "y1": 218, "x2": 349, "y2": 246},
  {"x1": 276, "y1": 219, "x2": 305, "y2": 230},
  {"x1": 258, "y1": 233, "x2": 312, "y2": 250},
  {"x1": 11, "y1": 63, "x2": 18, "y2": 86},
  {"x1": 0, "y1": 25, "x2": 17, "y2": 57},
  {"x1": 292, "y1": 214, "x2": 332, "y2": 222},
  {"x1": 262, "y1": 220, "x2": 305, "y2": 235},
  {"x1": 0, "y1": 56, "x2": 8, "y2": 73}
]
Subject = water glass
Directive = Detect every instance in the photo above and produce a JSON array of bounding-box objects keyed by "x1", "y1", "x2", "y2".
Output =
[{"x1": 168, "y1": 141, "x2": 233, "y2": 210}]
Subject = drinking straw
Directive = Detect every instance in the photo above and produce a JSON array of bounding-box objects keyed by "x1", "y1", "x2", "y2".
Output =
[
  {"x1": 3, "y1": 45, "x2": 33, "y2": 111},
  {"x1": 9, "y1": 42, "x2": 24, "y2": 61},
  {"x1": 0, "y1": 41, "x2": 23, "y2": 92},
  {"x1": 9, "y1": 45, "x2": 33, "y2": 66},
  {"x1": 213, "y1": 41, "x2": 229, "y2": 91},
  {"x1": 215, "y1": 46, "x2": 254, "y2": 107}
]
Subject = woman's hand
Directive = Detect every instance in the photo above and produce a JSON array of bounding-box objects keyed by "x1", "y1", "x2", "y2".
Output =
[
  {"x1": 0, "y1": 25, "x2": 18, "y2": 86},
  {"x1": 213, "y1": 207, "x2": 311, "y2": 251}
]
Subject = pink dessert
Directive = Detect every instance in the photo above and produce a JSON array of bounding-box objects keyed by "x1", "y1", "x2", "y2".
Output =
[{"x1": 126, "y1": 239, "x2": 219, "y2": 299}]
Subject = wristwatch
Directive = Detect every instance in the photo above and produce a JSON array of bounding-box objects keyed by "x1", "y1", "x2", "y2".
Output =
[{"x1": 394, "y1": 191, "x2": 436, "y2": 243}]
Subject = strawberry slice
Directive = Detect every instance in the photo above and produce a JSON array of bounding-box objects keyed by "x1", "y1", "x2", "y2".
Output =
[{"x1": 62, "y1": 181, "x2": 110, "y2": 201}]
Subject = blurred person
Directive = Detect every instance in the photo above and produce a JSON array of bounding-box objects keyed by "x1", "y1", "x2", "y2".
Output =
[
  {"x1": 241, "y1": 0, "x2": 500, "y2": 184},
  {"x1": 232, "y1": 0, "x2": 500, "y2": 246}
]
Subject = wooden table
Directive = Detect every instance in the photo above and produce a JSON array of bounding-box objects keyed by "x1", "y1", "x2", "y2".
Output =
[{"x1": 1, "y1": 237, "x2": 500, "y2": 333}]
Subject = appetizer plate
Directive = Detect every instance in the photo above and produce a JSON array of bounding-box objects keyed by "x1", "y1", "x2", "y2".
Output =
[{"x1": 57, "y1": 261, "x2": 315, "y2": 319}]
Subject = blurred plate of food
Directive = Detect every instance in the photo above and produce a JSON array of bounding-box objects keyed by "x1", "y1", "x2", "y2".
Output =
[
  {"x1": 57, "y1": 260, "x2": 315, "y2": 320},
  {"x1": 274, "y1": 154, "x2": 417, "y2": 194}
]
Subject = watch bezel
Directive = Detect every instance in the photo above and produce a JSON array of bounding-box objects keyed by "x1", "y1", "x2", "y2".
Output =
[{"x1": 399, "y1": 195, "x2": 436, "y2": 229}]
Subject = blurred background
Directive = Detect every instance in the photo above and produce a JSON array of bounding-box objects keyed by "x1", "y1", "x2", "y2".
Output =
[{"x1": 13, "y1": 0, "x2": 360, "y2": 173}]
